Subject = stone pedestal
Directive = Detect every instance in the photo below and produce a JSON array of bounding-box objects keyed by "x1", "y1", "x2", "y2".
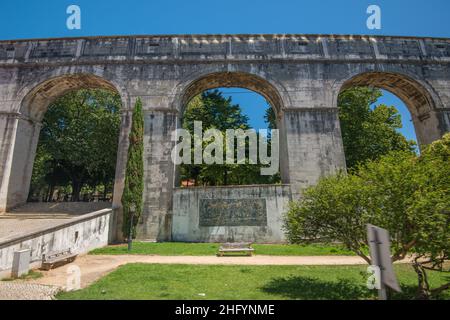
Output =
[{"x1": 11, "y1": 249, "x2": 31, "y2": 278}]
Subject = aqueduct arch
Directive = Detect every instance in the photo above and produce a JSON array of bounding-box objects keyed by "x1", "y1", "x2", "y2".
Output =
[
  {"x1": 175, "y1": 71, "x2": 286, "y2": 115},
  {"x1": 173, "y1": 71, "x2": 289, "y2": 183},
  {"x1": 0, "y1": 73, "x2": 129, "y2": 214},
  {"x1": 0, "y1": 34, "x2": 449, "y2": 242},
  {"x1": 19, "y1": 74, "x2": 121, "y2": 122},
  {"x1": 337, "y1": 71, "x2": 442, "y2": 146}
]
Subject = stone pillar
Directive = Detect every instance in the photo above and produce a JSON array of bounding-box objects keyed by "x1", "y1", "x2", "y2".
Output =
[
  {"x1": 0, "y1": 112, "x2": 19, "y2": 213},
  {"x1": 436, "y1": 109, "x2": 450, "y2": 138},
  {"x1": 412, "y1": 111, "x2": 444, "y2": 146},
  {"x1": 137, "y1": 109, "x2": 177, "y2": 241},
  {"x1": 411, "y1": 109, "x2": 450, "y2": 147},
  {"x1": 281, "y1": 108, "x2": 346, "y2": 198},
  {"x1": 0, "y1": 112, "x2": 41, "y2": 212}
]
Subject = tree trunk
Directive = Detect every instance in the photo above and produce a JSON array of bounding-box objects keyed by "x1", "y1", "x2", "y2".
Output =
[
  {"x1": 193, "y1": 173, "x2": 199, "y2": 186},
  {"x1": 46, "y1": 184, "x2": 55, "y2": 202},
  {"x1": 71, "y1": 180, "x2": 82, "y2": 202},
  {"x1": 413, "y1": 262, "x2": 431, "y2": 300},
  {"x1": 103, "y1": 182, "x2": 108, "y2": 201},
  {"x1": 223, "y1": 169, "x2": 228, "y2": 185}
]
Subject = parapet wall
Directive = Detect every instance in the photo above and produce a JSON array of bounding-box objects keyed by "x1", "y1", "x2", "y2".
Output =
[
  {"x1": 1, "y1": 34, "x2": 450, "y2": 65},
  {"x1": 0, "y1": 208, "x2": 113, "y2": 279}
]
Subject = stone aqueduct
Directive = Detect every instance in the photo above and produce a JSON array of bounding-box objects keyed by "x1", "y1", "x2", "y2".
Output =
[{"x1": 0, "y1": 34, "x2": 449, "y2": 242}]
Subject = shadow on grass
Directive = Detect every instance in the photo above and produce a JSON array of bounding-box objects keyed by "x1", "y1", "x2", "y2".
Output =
[
  {"x1": 261, "y1": 276, "x2": 423, "y2": 300},
  {"x1": 261, "y1": 276, "x2": 372, "y2": 300}
]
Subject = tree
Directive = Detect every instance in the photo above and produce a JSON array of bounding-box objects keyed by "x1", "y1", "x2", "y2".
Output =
[
  {"x1": 181, "y1": 90, "x2": 280, "y2": 186},
  {"x1": 264, "y1": 107, "x2": 277, "y2": 130},
  {"x1": 338, "y1": 87, "x2": 416, "y2": 169},
  {"x1": 409, "y1": 134, "x2": 450, "y2": 298},
  {"x1": 30, "y1": 89, "x2": 121, "y2": 201},
  {"x1": 121, "y1": 98, "x2": 144, "y2": 239},
  {"x1": 181, "y1": 91, "x2": 249, "y2": 186},
  {"x1": 284, "y1": 134, "x2": 450, "y2": 299}
]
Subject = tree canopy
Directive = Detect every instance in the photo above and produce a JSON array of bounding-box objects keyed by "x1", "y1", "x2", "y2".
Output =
[
  {"x1": 180, "y1": 90, "x2": 280, "y2": 186},
  {"x1": 284, "y1": 133, "x2": 450, "y2": 299},
  {"x1": 338, "y1": 87, "x2": 416, "y2": 169},
  {"x1": 30, "y1": 89, "x2": 121, "y2": 202}
]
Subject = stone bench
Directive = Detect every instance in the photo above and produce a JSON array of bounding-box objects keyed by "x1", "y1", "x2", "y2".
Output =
[
  {"x1": 40, "y1": 249, "x2": 77, "y2": 271},
  {"x1": 217, "y1": 242, "x2": 254, "y2": 257}
]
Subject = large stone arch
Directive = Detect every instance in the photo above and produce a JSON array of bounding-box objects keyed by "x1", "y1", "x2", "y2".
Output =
[
  {"x1": 167, "y1": 71, "x2": 292, "y2": 243},
  {"x1": 19, "y1": 74, "x2": 123, "y2": 121},
  {"x1": 170, "y1": 71, "x2": 288, "y2": 185},
  {"x1": 2, "y1": 73, "x2": 126, "y2": 212},
  {"x1": 335, "y1": 71, "x2": 443, "y2": 146},
  {"x1": 172, "y1": 71, "x2": 288, "y2": 116}
]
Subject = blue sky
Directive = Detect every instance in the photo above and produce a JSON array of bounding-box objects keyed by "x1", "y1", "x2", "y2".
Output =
[
  {"x1": 2, "y1": 0, "x2": 449, "y2": 142},
  {"x1": 1, "y1": 0, "x2": 450, "y2": 39}
]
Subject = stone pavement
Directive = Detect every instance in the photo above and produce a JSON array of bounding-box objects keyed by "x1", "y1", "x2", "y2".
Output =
[
  {"x1": 0, "y1": 202, "x2": 112, "y2": 242},
  {"x1": 0, "y1": 282, "x2": 60, "y2": 300}
]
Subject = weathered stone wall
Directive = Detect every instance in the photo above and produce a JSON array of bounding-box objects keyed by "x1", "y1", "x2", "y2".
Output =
[
  {"x1": 0, "y1": 34, "x2": 449, "y2": 241},
  {"x1": 0, "y1": 209, "x2": 112, "y2": 279},
  {"x1": 172, "y1": 185, "x2": 292, "y2": 243}
]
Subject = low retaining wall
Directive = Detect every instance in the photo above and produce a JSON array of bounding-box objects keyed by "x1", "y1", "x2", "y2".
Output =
[
  {"x1": 0, "y1": 208, "x2": 113, "y2": 279},
  {"x1": 172, "y1": 185, "x2": 292, "y2": 243}
]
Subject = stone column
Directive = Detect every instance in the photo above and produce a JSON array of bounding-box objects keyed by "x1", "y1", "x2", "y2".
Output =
[
  {"x1": 0, "y1": 112, "x2": 42, "y2": 212},
  {"x1": 137, "y1": 109, "x2": 178, "y2": 241},
  {"x1": 280, "y1": 108, "x2": 346, "y2": 198},
  {"x1": 0, "y1": 112, "x2": 19, "y2": 213},
  {"x1": 436, "y1": 109, "x2": 450, "y2": 138}
]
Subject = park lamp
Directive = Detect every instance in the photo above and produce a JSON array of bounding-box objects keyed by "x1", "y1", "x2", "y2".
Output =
[{"x1": 128, "y1": 204, "x2": 136, "y2": 252}]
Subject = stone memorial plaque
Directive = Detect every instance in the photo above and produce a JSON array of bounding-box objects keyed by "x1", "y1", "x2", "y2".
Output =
[{"x1": 199, "y1": 198, "x2": 267, "y2": 227}]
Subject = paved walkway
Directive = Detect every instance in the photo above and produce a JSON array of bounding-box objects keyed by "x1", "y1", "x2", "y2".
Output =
[
  {"x1": 17, "y1": 254, "x2": 370, "y2": 291},
  {"x1": 0, "y1": 282, "x2": 59, "y2": 300},
  {"x1": 0, "y1": 202, "x2": 111, "y2": 243}
]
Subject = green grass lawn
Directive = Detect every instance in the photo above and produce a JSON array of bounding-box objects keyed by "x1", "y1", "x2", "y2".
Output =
[
  {"x1": 89, "y1": 242, "x2": 356, "y2": 256},
  {"x1": 57, "y1": 263, "x2": 450, "y2": 300}
]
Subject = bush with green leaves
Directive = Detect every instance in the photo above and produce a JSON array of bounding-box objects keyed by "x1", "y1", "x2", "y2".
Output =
[{"x1": 284, "y1": 133, "x2": 450, "y2": 299}]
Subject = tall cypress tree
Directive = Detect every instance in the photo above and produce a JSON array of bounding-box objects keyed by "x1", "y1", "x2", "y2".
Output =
[{"x1": 121, "y1": 98, "x2": 144, "y2": 239}]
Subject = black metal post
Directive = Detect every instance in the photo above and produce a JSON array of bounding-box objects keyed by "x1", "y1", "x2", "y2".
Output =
[{"x1": 127, "y1": 205, "x2": 135, "y2": 252}]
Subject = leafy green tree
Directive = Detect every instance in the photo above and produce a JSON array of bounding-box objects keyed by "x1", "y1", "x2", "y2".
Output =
[
  {"x1": 181, "y1": 90, "x2": 280, "y2": 186},
  {"x1": 29, "y1": 146, "x2": 70, "y2": 202},
  {"x1": 121, "y1": 98, "x2": 144, "y2": 239},
  {"x1": 264, "y1": 107, "x2": 277, "y2": 130},
  {"x1": 31, "y1": 89, "x2": 121, "y2": 201},
  {"x1": 284, "y1": 134, "x2": 450, "y2": 299},
  {"x1": 338, "y1": 87, "x2": 416, "y2": 169},
  {"x1": 181, "y1": 91, "x2": 249, "y2": 186},
  {"x1": 409, "y1": 134, "x2": 450, "y2": 298}
]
